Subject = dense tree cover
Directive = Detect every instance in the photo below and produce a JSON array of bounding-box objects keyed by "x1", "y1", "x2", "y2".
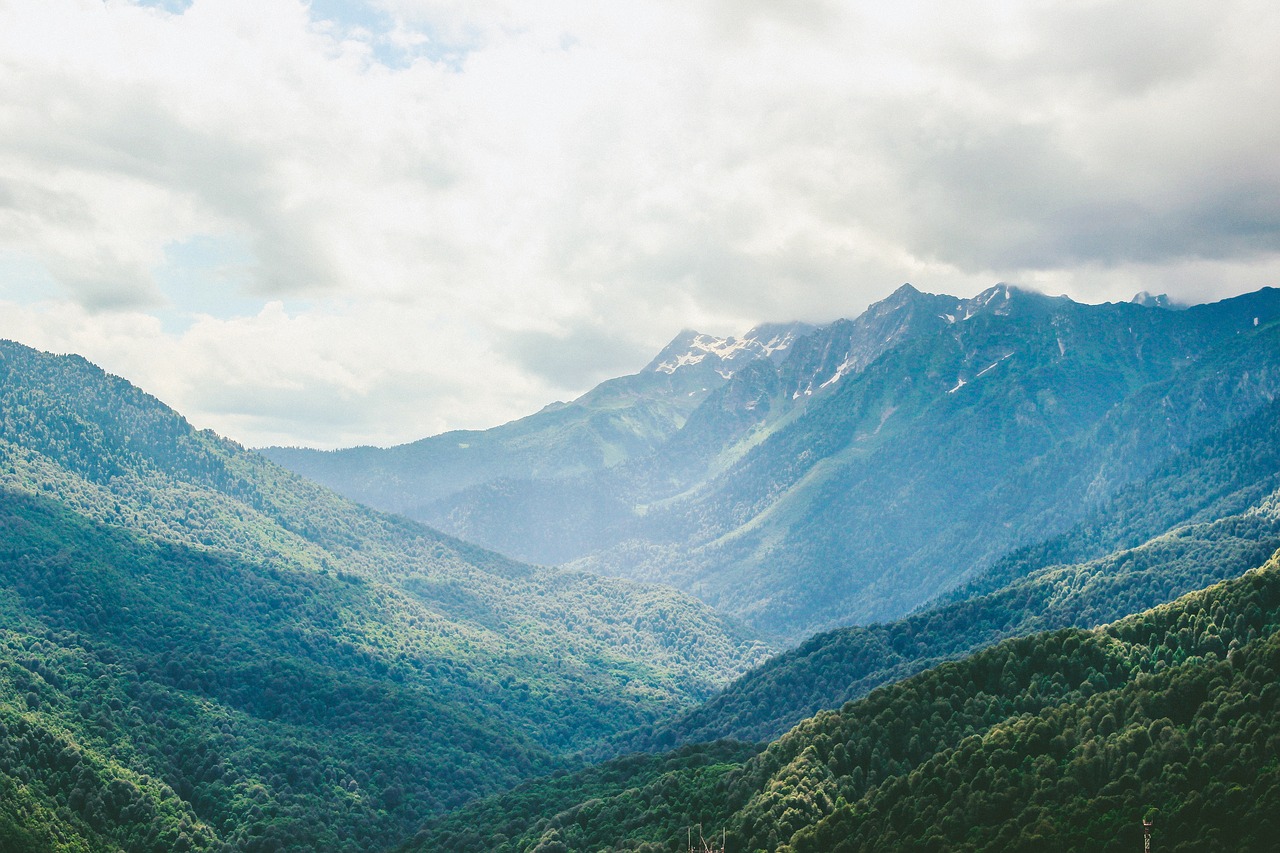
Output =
[
  {"x1": 0, "y1": 340, "x2": 770, "y2": 849},
  {"x1": 623, "y1": 400, "x2": 1280, "y2": 748},
  {"x1": 406, "y1": 551, "x2": 1280, "y2": 852},
  {"x1": 765, "y1": 557, "x2": 1280, "y2": 852},
  {"x1": 0, "y1": 697, "x2": 218, "y2": 852},
  {"x1": 0, "y1": 489, "x2": 561, "y2": 849},
  {"x1": 405, "y1": 741, "x2": 762, "y2": 853},
  {"x1": 790, "y1": 634, "x2": 1280, "y2": 851}
]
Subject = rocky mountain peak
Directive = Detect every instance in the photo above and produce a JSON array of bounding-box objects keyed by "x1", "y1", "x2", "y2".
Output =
[
  {"x1": 1131, "y1": 290, "x2": 1175, "y2": 309},
  {"x1": 645, "y1": 322, "x2": 815, "y2": 377}
]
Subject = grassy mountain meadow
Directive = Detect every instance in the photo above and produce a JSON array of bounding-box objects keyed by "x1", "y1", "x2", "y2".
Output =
[
  {"x1": 0, "y1": 340, "x2": 768, "y2": 850},
  {"x1": 266, "y1": 285, "x2": 1280, "y2": 641}
]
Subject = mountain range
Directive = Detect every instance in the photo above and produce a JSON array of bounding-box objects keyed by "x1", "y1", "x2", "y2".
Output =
[
  {"x1": 3, "y1": 282, "x2": 1280, "y2": 851},
  {"x1": 266, "y1": 284, "x2": 1280, "y2": 640}
]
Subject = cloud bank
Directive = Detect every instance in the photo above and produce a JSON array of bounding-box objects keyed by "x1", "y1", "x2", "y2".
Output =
[{"x1": 0, "y1": 0, "x2": 1278, "y2": 447}]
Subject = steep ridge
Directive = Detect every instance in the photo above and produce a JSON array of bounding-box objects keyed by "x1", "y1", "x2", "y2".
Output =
[
  {"x1": 0, "y1": 340, "x2": 769, "y2": 851},
  {"x1": 268, "y1": 286, "x2": 1280, "y2": 640},
  {"x1": 408, "y1": 549, "x2": 1280, "y2": 852},
  {"x1": 573, "y1": 287, "x2": 1280, "y2": 637}
]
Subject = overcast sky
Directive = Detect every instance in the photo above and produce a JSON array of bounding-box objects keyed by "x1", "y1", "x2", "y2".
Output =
[{"x1": 1, "y1": 0, "x2": 1278, "y2": 448}]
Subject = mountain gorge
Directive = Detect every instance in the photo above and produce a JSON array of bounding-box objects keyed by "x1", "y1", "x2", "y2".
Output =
[{"x1": 267, "y1": 285, "x2": 1280, "y2": 640}]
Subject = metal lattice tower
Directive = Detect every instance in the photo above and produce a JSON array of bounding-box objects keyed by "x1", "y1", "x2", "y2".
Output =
[{"x1": 687, "y1": 825, "x2": 725, "y2": 853}]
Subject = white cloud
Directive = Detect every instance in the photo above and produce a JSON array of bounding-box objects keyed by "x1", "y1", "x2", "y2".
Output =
[
  {"x1": 0, "y1": 0, "x2": 1277, "y2": 447},
  {"x1": 0, "y1": 295, "x2": 560, "y2": 448}
]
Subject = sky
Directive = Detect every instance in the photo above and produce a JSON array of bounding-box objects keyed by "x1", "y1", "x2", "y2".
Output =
[{"x1": 1, "y1": 0, "x2": 1278, "y2": 449}]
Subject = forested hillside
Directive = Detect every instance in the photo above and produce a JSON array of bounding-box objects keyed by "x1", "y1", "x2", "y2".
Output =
[
  {"x1": 411, "y1": 550, "x2": 1280, "y2": 852},
  {"x1": 0, "y1": 340, "x2": 768, "y2": 850}
]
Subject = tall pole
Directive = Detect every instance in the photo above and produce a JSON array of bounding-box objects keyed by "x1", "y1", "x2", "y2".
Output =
[{"x1": 1143, "y1": 818, "x2": 1152, "y2": 853}]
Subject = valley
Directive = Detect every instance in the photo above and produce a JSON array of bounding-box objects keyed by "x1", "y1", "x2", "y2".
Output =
[
  {"x1": 0, "y1": 340, "x2": 766, "y2": 850},
  {"x1": 2, "y1": 284, "x2": 1279, "y2": 851}
]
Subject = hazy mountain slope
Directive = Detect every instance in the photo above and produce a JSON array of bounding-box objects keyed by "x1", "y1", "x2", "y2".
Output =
[
  {"x1": 623, "y1": 392, "x2": 1280, "y2": 748},
  {"x1": 0, "y1": 340, "x2": 769, "y2": 850},
  {"x1": 637, "y1": 498, "x2": 1280, "y2": 750},
  {"x1": 261, "y1": 323, "x2": 813, "y2": 518},
  {"x1": 570, "y1": 287, "x2": 1280, "y2": 637},
  {"x1": 408, "y1": 291, "x2": 963, "y2": 565},
  {"x1": 265, "y1": 286, "x2": 1280, "y2": 641},
  {"x1": 945, "y1": 391, "x2": 1280, "y2": 604},
  {"x1": 409, "y1": 549, "x2": 1280, "y2": 852}
]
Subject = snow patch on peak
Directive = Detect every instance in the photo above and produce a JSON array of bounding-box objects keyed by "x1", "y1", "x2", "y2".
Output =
[
  {"x1": 655, "y1": 350, "x2": 710, "y2": 373},
  {"x1": 818, "y1": 354, "x2": 859, "y2": 389},
  {"x1": 649, "y1": 322, "x2": 813, "y2": 376},
  {"x1": 974, "y1": 284, "x2": 1015, "y2": 315},
  {"x1": 744, "y1": 323, "x2": 816, "y2": 362},
  {"x1": 958, "y1": 283, "x2": 1058, "y2": 320}
]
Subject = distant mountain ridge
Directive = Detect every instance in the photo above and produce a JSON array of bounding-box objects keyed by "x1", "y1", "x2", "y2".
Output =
[
  {"x1": 266, "y1": 321, "x2": 815, "y2": 520},
  {"x1": 265, "y1": 284, "x2": 1280, "y2": 639}
]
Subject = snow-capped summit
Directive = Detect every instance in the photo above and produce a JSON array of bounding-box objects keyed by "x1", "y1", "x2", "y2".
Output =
[{"x1": 645, "y1": 322, "x2": 815, "y2": 378}]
